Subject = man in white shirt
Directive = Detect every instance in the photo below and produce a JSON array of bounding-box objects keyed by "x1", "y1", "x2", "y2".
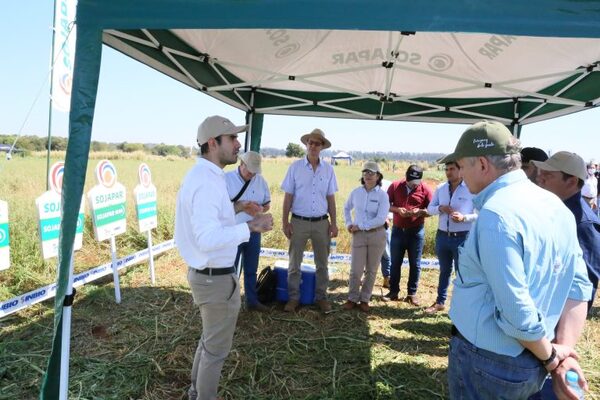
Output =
[
  {"x1": 281, "y1": 129, "x2": 339, "y2": 313},
  {"x1": 225, "y1": 151, "x2": 271, "y2": 311},
  {"x1": 175, "y1": 115, "x2": 273, "y2": 400},
  {"x1": 425, "y1": 161, "x2": 477, "y2": 314}
]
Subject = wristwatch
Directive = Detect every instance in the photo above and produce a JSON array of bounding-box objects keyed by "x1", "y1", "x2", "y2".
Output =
[{"x1": 541, "y1": 346, "x2": 557, "y2": 368}]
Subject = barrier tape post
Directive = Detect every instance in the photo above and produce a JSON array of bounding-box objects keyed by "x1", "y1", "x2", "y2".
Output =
[{"x1": 109, "y1": 235, "x2": 121, "y2": 303}]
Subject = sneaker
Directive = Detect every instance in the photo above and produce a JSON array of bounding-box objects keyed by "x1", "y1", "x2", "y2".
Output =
[
  {"x1": 317, "y1": 299, "x2": 332, "y2": 313},
  {"x1": 424, "y1": 303, "x2": 445, "y2": 314},
  {"x1": 358, "y1": 302, "x2": 370, "y2": 313},
  {"x1": 403, "y1": 295, "x2": 421, "y2": 307},
  {"x1": 284, "y1": 299, "x2": 299, "y2": 312},
  {"x1": 382, "y1": 276, "x2": 390, "y2": 288},
  {"x1": 343, "y1": 300, "x2": 357, "y2": 310},
  {"x1": 248, "y1": 302, "x2": 269, "y2": 312},
  {"x1": 381, "y1": 292, "x2": 399, "y2": 302}
]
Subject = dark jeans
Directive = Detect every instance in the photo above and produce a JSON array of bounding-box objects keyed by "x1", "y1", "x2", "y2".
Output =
[
  {"x1": 380, "y1": 227, "x2": 391, "y2": 278},
  {"x1": 434, "y1": 231, "x2": 466, "y2": 305},
  {"x1": 234, "y1": 231, "x2": 261, "y2": 306},
  {"x1": 389, "y1": 225, "x2": 425, "y2": 296},
  {"x1": 448, "y1": 335, "x2": 547, "y2": 400}
]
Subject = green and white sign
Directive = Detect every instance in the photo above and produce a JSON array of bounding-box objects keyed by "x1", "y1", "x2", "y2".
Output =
[
  {"x1": 35, "y1": 161, "x2": 85, "y2": 259},
  {"x1": 133, "y1": 163, "x2": 157, "y2": 232},
  {"x1": 87, "y1": 160, "x2": 127, "y2": 242},
  {"x1": 0, "y1": 200, "x2": 9, "y2": 270}
]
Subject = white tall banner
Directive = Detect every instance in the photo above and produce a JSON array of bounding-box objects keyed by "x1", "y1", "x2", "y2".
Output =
[
  {"x1": 0, "y1": 200, "x2": 9, "y2": 271},
  {"x1": 52, "y1": 0, "x2": 77, "y2": 112}
]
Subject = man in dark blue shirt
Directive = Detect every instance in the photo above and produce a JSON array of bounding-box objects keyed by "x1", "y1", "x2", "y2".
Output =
[{"x1": 535, "y1": 151, "x2": 600, "y2": 313}]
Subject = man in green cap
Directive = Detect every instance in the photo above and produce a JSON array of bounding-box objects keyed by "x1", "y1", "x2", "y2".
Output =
[{"x1": 443, "y1": 120, "x2": 592, "y2": 399}]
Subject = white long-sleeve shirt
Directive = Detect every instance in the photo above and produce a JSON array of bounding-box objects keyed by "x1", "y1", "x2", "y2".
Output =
[
  {"x1": 175, "y1": 158, "x2": 250, "y2": 270},
  {"x1": 344, "y1": 185, "x2": 390, "y2": 231},
  {"x1": 427, "y1": 180, "x2": 477, "y2": 232}
]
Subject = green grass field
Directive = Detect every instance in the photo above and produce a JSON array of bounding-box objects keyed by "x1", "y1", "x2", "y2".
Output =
[{"x1": 0, "y1": 154, "x2": 598, "y2": 399}]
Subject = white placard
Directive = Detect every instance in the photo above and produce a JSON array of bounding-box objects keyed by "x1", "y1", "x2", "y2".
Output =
[
  {"x1": 0, "y1": 200, "x2": 9, "y2": 270},
  {"x1": 133, "y1": 163, "x2": 157, "y2": 232},
  {"x1": 87, "y1": 160, "x2": 127, "y2": 242}
]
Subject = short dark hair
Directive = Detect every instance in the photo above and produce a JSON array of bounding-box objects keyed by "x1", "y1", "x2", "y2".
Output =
[
  {"x1": 360, "y1": 172, "x2": 383, "y2": 186},
  {"x1": 560, "y1": 172, "x2": 584, "y2": 189},
  {"x1": 445, "y1": 161, "x2": 459, "y2": 168},
  {"x1": 200, "y1": 135, "x2": 222, "y2": 155}
]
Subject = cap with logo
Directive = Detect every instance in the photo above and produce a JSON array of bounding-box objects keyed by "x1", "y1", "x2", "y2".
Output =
[
  {"x1": 406, "y1": 165, "x2": 423, "y2": 184},
  {"x1": 439, "y1": 120, "x2": 519, "y2": 164},
  {"x1": 238, "y1": 151, "x2": 262, "y2": 174},
  {"x1": 362, "y1": 161, "x2": 380, "y2": 173},
  {"x1": 300, "y1": 128, "x2": 332, "y2": 149},
  {"x1": 197, "y1": 115, "x2": 248, "y2": 146},
  {"x1": 532, "y1": 151, "x2": 587, "y2": 181}
]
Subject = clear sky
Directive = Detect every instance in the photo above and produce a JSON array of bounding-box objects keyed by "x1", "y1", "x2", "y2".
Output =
[{"x1": 2, "y1": 1, "x2": 599, "y2": 160}]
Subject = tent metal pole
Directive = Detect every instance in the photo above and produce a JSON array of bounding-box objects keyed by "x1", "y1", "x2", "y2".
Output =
[
  {"x1": 245, "y1": 91, "x2": 255, "y2": 151},
  {"x1": 59, "y1": 254, "x2": 75, "y2": 400}
]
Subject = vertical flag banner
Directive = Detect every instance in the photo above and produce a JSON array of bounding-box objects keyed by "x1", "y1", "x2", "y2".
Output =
[
  {"x1": 87, "y1": 160, "x2": 127, "y2": 241},
  {"x1": 35, "y1": 162, "x2": 85, "y2": 259},
  {"x1": 0, "y1": 200, "x2": 9, "y2": 270},
  {"x1": 133, "y1": 163, "x2": 158, "y2": 232},
  {"x1": 51, "y1": 0, "x2": 77, "y2": 112}
]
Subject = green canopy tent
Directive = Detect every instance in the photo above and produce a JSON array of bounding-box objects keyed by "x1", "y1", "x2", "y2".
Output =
[{"x1": 42, "y1": 0, "x2": 600, "y2": 397}]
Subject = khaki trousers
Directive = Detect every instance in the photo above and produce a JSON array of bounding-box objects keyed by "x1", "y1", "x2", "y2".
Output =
[
  {"x1": 188, "y1": 269, "x2": 241, "y2": 400},
  {"x1": 288, "y1": 218, "x2": 330, "y2": 301},
  {"x1": 348, "y1": 228, "x2": 387, "y2": 303}
]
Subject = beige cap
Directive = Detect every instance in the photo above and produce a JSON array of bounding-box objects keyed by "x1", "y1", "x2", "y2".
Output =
[
  {"x1": 239, "y1": 151, "x2": 262, "y2": 174},
  {"x1": 532, "y1": 151, "x2": 587, "y2": 181},
  {"x1": 362, "y1": 161, "x2": 380, "y2": 173},
  {"x1": 197, "y1": 115, "x2": 247, "y2": 146},
  {"x1": 300, "y1": 128, "x2": 332, "y2": 149}
]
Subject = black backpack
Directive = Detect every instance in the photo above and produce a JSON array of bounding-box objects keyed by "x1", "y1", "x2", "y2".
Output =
[{"x1": 256, "y1": 266, "x2": 277, "y2": 303}]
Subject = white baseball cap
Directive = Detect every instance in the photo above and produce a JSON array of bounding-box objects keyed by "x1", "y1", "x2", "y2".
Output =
[
  {"x1": 532, "y1": 151, "x2": 587, "y2": 181},
  {"x1": 239, "y1": 151, "x2": 262, "y2": 174},
  {"x1": 197, "y1": 115, "x2": 247, "y2": 146}
]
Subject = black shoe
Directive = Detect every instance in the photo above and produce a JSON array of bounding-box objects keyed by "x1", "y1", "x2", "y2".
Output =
[
  {"x1": 247, "y1": 303, "x2": 269, "y2": 312},
  {"x1": 381, "y1": 292, "x2": 399, "y2": 302}
]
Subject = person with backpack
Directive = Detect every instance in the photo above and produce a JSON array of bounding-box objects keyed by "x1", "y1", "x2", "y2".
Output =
[
  {"x1": 343, "y1": 161, "x2": 390, "y2": 312},
  {"x1": 226, "y1": 151, "x2": 271, "y2": 312}
]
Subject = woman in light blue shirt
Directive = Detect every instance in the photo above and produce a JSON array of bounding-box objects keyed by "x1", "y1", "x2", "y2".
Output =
[{"x1": 343, "y1": 161, "x2": 390, "y2": 312}]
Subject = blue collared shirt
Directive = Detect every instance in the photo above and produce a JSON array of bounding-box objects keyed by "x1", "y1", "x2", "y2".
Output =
[
  {"x1": 344, "y1": 185, "x2": 390, "y2": 231},
  {"x1": 563, "y1": 191, "x2": 600, "y2": 288},
  {"x1": 281, "y1": 157, "x2": 338, "y2": 217},
  {"x1": 449, "y1": 170, "x2": 592, "y2": 357},
  {"x1": 225, "y1": 168, "x2": 271, "y2": 224},
  {"x1": 427, "y1": 180, "x2": 477, "y2": 232}
]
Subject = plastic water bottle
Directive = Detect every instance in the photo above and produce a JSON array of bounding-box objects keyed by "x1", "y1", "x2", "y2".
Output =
[
  {"x1": 329, "y1": 239, "x2": 337, "y2": 256},
  {"x1": 566, "y1": 370, "x2": 585, "y2": 399}
]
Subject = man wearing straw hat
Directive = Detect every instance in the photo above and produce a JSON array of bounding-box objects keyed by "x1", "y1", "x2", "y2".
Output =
[
  {"x1": 175, "y1": 116, "x2": 273, "y2": 400},
  {"x1": 281, "y1": 128, "x2": 338, "y2": 313},
  {"x1": 441, "y1": 120, "x2": 592, "y2": 399},
  {"x1": 226, "y1": 150, "x2": 271, "y2": 312}
]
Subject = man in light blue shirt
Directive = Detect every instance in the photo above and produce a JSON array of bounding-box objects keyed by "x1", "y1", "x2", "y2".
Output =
[
  {"x1": 425, "y1": 161, "x2": 477, "y2": 314},
  {"x1": 281, "y1": 129, "x2": 338, "y2": 313},
  {"x1": 441, "y1": 121, "x2": 592, "y2": 400}
]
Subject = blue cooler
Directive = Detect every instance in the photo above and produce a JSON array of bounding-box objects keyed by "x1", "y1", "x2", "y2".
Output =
[{"x1": 274, "y1": 260, "x2": 316, "y2": 305}]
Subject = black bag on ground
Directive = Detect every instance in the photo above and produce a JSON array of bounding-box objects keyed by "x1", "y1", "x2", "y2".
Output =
[{"x1": 256, "y1": 266, "x2": 277, "y2": 303}]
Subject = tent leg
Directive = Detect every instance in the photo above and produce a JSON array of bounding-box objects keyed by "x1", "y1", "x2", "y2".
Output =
[{"x1": 59, "y1": 255, "x2": 75, "y2": 400}]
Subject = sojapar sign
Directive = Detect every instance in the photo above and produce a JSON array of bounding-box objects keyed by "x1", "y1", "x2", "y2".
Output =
[
  {"x1": 35, "y1": 162, "x2": 85, "y2": 259},
  {"x1": 0, "y1": 200, "x2": 9, "y2": 270},
  {"x1": 133, "y1": 163, "x2": 157, "y2": 232},
  {"x1": 87, "y1": 160, "x2": 127, "y2": 241}
]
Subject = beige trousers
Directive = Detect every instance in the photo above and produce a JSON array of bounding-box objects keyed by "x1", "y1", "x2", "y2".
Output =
[
  {"x1": 288, "y1": 218, "x2": 330, "y2": 301},
  {"x1": 348, "y1": 228, "x2": 387, "y2": 303},
  {"x1": 188, "y1": 269, "x2": 241, "y2": 400}
]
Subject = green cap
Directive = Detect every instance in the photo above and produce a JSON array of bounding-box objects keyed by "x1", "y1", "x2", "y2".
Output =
[{"x1": 439, "y1": 120, "x2": 519, "y2": 164}]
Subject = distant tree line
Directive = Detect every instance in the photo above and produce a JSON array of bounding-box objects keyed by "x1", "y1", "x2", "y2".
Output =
[{"x1": 0, "y1": 135, "x2": 192, "y2": 158}]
